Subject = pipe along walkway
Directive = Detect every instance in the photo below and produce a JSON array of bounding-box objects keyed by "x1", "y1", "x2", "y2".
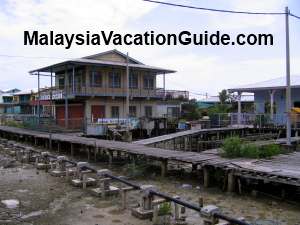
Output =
[{"x1": 2, "y1": 139, "x2": 251, "y2": 225}]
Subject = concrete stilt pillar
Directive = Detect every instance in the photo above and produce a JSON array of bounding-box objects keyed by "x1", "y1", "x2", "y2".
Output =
[
  {"x1": 82, "y1": 173, "x2": 87, "y2": 189},
  {"x1": 153, "y1": 204, "x2": 159, "y2": 224},
  {"x1": 120, "y1": 188, "x2": 134, "y2": 210},
  {"x1": 174, "y1": 195, "x2": 180, "y2": 221},
  {"x1": 227, "y1": 170, "x2": 236, "y2": 192},
  {"x1": 203, "y1": 167, "x2": 210, "y2": 188},
  {"x1": 34, "y1": 137, "x2": 38, "y2": 146},
  {"x1": 161, "y1": 159, "x2": 168, "y2": 177}
]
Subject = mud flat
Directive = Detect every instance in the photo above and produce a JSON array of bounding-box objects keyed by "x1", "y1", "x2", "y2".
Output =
[{"x1": 0, "y1": 151, "x2": 300, "y2": 225}]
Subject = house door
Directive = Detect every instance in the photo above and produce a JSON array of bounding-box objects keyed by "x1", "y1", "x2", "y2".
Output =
[
  {"x1": 56, "y1": 104, "x2": 84, "y2": 128},
  {"x1": 91, "y1": 105, "x2": 105, "y2": 122}
]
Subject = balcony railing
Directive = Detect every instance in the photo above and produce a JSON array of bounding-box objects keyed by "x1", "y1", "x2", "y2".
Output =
[{"x1": 39, "y1": 86, "x2": 189, "y2": 100}]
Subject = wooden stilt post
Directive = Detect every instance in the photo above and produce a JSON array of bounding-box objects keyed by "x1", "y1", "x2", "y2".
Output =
[
  {"x1": 49, "y1": 134, "x2": 52, "y2": 150},
  {"x1": 184, "y1": 136, "x2": 188, "y2": 151},
  {"x1": 57, "y1": 142, "x2": 61, "y2": 153},
  {"x1": 227, "y1": 170, "x2": 236, "y2": 192},
  {"x1": 192, "y1": 164, "x2": 197, "y2": 172},
  {"x1": 44, "y1": 139, "x2": 48, "y2": 149},
  {"x1": 71, "y1": 143, "x2": 74, "y2": 157},
  {"x1": 94, "y1": 147, "x2": 98, "y2": 162},
  {"x1": 203, "y1": 167, "x2": 210, "y2": 188},
  {"x1": 173, "y1": 138, "x2": 176, "y2": 150},
  {"x1": 161, "y1": 159, "x2": 168, "y2": 177},
  {"x1": 108, "y1": 151, "x2": 113, "y2": 166},
  {"x1": 87, "y1": 146, "x2": 91, "y2": 162}
]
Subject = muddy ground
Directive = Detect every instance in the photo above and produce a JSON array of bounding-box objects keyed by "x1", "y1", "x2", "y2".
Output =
[{"x1": 0, "y1": 150, "x2": 300, "y2": 225}]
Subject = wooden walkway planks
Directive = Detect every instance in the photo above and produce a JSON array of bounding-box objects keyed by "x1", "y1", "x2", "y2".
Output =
[
  {"x1": 133, "y1": 127, "x2": 246, "y2": 145},
  {"x1": 1, "y1": 126, "x2": 300, "y2": 186}
]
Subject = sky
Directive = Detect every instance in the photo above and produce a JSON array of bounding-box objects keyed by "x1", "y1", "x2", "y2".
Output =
[{"x1": 0, "y1": 0, "x2": 299, "y2": 99}]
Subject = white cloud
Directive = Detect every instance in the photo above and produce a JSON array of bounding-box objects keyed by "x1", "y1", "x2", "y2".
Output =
[
  {"x1": 0, "y1": 0, "x2": 298, "y2": 101},
  {"x1": 0, "y1": 0, "x2": 157, "y2": 89}
]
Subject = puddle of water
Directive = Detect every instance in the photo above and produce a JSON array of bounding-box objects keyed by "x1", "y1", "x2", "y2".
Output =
[
  {"x1": 21, "y1": 210, "x2": 45, "y2": 219},
  {"x1": 1, "y1": 199, "x2": 19, "y2": 209},
  {"x1": 17, "y1": 189, "x2": 28, "y2": 193}
]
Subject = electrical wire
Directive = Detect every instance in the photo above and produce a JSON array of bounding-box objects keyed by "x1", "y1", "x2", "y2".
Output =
[
  {"x1": 289, "y1": 12, "x2": 300, "y2": 20},
  {"x1": 143, "y1": 0, "x2": 285, "y2": 15}
]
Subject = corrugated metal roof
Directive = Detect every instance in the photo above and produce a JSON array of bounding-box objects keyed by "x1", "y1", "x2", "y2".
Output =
[
  {"x1": 83, "y1": 49, "x2": 144, "y2": 65},
  {"x1": 228, "y1": 75, "x2": 300, "y2": 92},
  {"x1": 199, "y1": 95, "x2": 254, "y2": 103},
  {"x1": 29, "y1": 50, "x2": 176, "y2": 74},
  {"x1": 13, "y1": 89, "x2": 37, "y2": 95}
]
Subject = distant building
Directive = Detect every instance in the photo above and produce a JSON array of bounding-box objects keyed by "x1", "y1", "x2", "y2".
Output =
[
  {"x1": 13, "y1": 90, "x2": 37, "y2": 114},
  {"x1": 31, "y1": 49, "x2": 189, "y2": 129},
  {"x1": 197, "y1": 95, "x2": 254, "y2": 111},
  {"x1": 0, "y1": 88, "x2": 21, "y2": 114},
  {"x1": 228, "y1": 75, "x2": 300, "y2": 124}
]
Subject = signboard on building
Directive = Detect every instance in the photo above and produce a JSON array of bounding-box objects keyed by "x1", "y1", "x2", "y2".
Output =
[{"x1": 40, "y1": 90, "x2": 63, "y2": 100}]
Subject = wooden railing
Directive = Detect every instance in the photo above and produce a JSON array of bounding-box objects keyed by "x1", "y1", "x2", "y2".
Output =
[{"x1": 39, "y1": 86, "x2": 189, "y2": 100}]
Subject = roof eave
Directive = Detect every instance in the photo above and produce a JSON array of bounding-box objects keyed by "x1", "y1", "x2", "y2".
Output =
[
  {"x1": 29, "y1": 60, "x2": 176, "y2": 74},
  {"x1": 228, "y1": 85, "x2": 300, "y2": 93}
]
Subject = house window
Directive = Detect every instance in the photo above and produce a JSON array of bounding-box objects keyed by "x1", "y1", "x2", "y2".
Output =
[
  {"x1": 264, "y1": 102, "x2": 276, "y2": 114},
  {"x1": 167, "y1": 107, "x2": 180, "y2": 117},
  {"x1": 145, "y1": 106, "x2": 152, "y2": 118},
  {"x1": 129, "y1": 106, "x2": 137, "y2": 117},
  {"x1": 143, "y1": 75, "x2": 154, "y2": 89},
  {"x1": 90, "y1": 71, "x2": 102, "y2": 87},
  {"x1": 129, "y1": 73, "x2": 138, "y2": 89},
  {"x1": 109, "y1": 72, "x2": 121, "y2": 88},
  {"x1": 58, "y1": 77, "x2": 65, "y2": 89},
  {"x1": 111, "y1": 106, "x2": 119, "y2": 118}
]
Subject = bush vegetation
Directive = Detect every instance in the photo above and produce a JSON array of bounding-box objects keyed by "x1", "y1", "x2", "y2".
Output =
[
  {"x1": 221, "y1": 137, "x2": 282, "y2": 158},
  {"x1": 158, "y1": 202, "x2": 172, "y2": 216},
  {"x1": 5, "y1": 120, "x2": 24, "y2": 128}
]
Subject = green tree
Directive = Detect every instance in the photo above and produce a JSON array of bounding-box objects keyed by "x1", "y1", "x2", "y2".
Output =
[
  {"x1": 218, "y1": 89, "x2": 231, "y2": 105},
  {"x1": 181, "y1": 99, "x2": 200, "y2": 120}
]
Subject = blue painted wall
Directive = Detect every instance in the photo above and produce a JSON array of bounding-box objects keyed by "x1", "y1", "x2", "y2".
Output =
[
  {"x1": 254, "y1": 88, "x2": 300, "y2": 124},
  {"x1": 255, "y1": 88, "x2": 300, "y2": 113}
]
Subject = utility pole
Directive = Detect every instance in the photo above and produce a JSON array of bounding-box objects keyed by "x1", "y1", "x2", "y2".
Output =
[
  {"x1": 285, "y1": 6, "x2": 291, "y2": 145},
  {"x1": 37, "y1": 71, "x2": 40, "y2": 125},
  {"x1": 126, "y1": 52, "x2": 130, "y2": 125}
]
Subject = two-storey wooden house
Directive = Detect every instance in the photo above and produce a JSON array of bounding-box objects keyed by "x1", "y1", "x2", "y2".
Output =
[{"x1": 31, "y1": 49, "x2": 188, "y2": 129}]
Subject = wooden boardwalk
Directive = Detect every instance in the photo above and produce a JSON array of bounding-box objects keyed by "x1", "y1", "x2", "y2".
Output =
[
  {"x1": 0, "y1": 126, "x2": 300, "y2": 187},
  {"x1": 133, "y1": 127, "x2": 246, "y2": 145}
]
